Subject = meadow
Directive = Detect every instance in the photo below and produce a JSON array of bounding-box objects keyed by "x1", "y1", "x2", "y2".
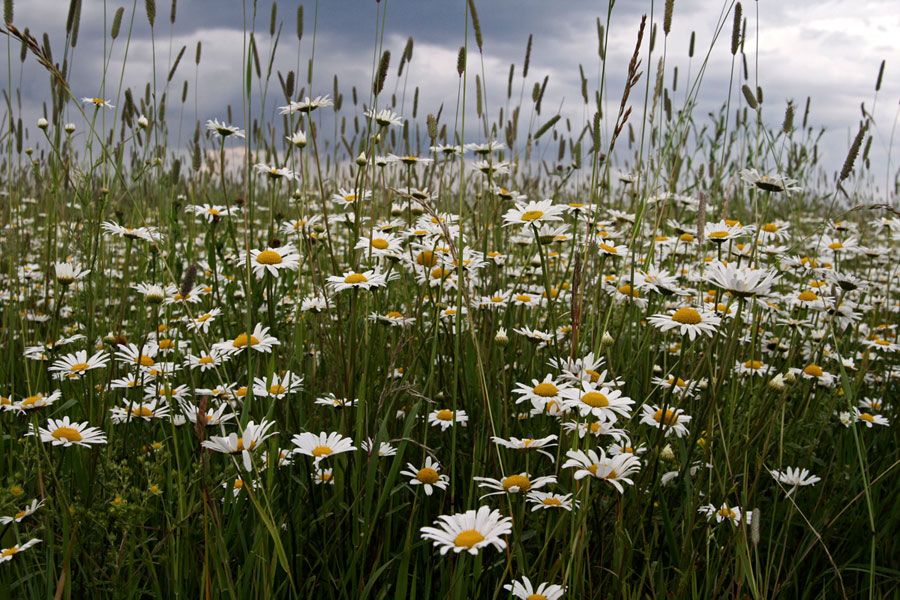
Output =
[{"x1": 1, "y1": 0, "x2": 899, "y2": 598}]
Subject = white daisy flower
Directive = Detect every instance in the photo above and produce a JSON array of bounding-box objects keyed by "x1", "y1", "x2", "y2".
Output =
[
  {"x1": 419, "y1": 506, "x2": 513, "y2": 555},
  {"x1": 400, "y1": 456, "x2": 450, "y2": 496},
  {"x1": 291, "y1": 431, "x2": 357, "y2": 464},
  {"x1": 30, "y1": 416, "x2": 107, "y2": 447}
]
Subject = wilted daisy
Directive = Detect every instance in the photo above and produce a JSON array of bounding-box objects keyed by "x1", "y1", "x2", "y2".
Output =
[
  {"x1": 648, "y1": 306, "x2": 722, "y2": 340},
  {"x1": 428, "y1": 408, "x2": 468, "y2": 430},
  {"x1": 49, "y1": 349, "x2": 109, "y2": 380},
  {"x1": 30, "y1": 416, "x2": 107, "y2": 447},
  {"x1": 769, "y1": 466, "x2": 821, "y2": 496},
  {"x1": 0, "y1": 499, "x2": 44, "y2": 525},
  {"x1": 473, "y1": 473, "x2": 556, "y2": 499},
  {"x1": 502, "y1": 199, "x2": 567, "y2": 227},
  {"x1": 291, "y1": 431, "x2": 357, "y2": 464},
  {"x1": 401, "y1": 456, "x2": 450, "y2": 496},
  {"x1": 639, "y1": 404, "x2": 692, "y2": 437},
  {"x1": 503, "y1": 577, "x2": 565, "y2": 600},
  {"x1": 202, "y1": 419, "x2": 278, "y2": 471},
  {"x1": 419, "y1": 506, "x2": 513, "y2": 555},
  {"x1": 0, "y1": 539, "x2": 42, "y2": 563}
]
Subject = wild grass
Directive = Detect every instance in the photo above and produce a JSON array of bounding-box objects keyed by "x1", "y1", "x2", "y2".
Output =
[{"x1": 0, "y1": 0, "x2": 899, "y2": 598}]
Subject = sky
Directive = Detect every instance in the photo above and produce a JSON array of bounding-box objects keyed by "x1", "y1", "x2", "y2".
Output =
[{"x1": 3, "y1": 0, "x2": 899, "y2": 195}]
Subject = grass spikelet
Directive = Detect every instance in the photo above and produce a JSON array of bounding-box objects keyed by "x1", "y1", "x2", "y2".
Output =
[
  {"x1": 69, "y1": 0, "x2": 82, "y2": 47},
  {"x1": 296, "y1": 5, "x2": 302, "y2": 41},
  {"x1": 467, "y1": 0, "x2": 483, "y2": 52},
  {"x1": 456, "y1": 45, "x2": 466, "y2": 76},
  {"x1": 523, "y1": 33, "x2": 532, "y2": 78},
  {"x1": 664, "y1": 0, "x2": 674, "y2": 35},
  {"x1": 111, "y1": 7, "x2": 124, "y2": 39},
  {"x1": 782, "y1": 101, "x2": 794, "y2": 133},
  {"x1": 875, "y1": 59, "x2": 885, "y2": 91},
  {"x1": 731, "y1": 2, "x2": 742, "y2": 55},
  {"x1": 167, "y1": 45, "x2": 186, "y2": 82},
  {"x1": 374, "y1": 49, "x2": 390, "y2": 96},
  {"x1": 145, "y1": 0, "x2": 156, "y2": 28},
  {"x1": 3, "y1": 0, "x2": 11, "y2": 25},
  {"x1": 534, "y1": 114, "x2": 560, "y2": 139},
  {"x1": 171, "y1": 0, "x2": 176, "y2": 24},
  {"x1": 741, "y1": 84, "x2": 758, "y2": 109},
  {"x1": 689, "y1": 30, "x2": 695, "y2": 57},
  {"x1": 839, "y1": 121, "x2": 866, "y2": 183},
  {"x1": 194, "y1": 40, "x2": 201, "y2": 64}
]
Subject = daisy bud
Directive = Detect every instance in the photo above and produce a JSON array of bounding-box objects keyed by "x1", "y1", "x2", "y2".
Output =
[
  {"x1": 54, "y1": 262, "x2": 77, "y2": 286},
  {"x1": 494, "y1": 327, "x2": 509, "y2": 346},
  {"x1": 103, "y1": 333, "x2": 118, "y2": 344},
  {"x1": 768, "y1": 374, "x2": 785, "y2": 391},
  {"x1": 292, "y1": 188, "x2": 303, "y2": 200},
  {"x1": 838, "y1": 411, "x2": 852, "y2": 427},
  {"x1": 660, "y1": 444, "x2": 675, "y2": 461},
  {"x1": 137, "y1": 114, "x2": 149, "y2": 129},
  {"x1": 172, "y1": 415, "x2": 187, "y2": 426},
  {"x1": 25, "y1": 147, "x2": 33, "y2": 156},
  {"x1": 356, "y1": 152, "x2": 367, "y2": 166},
  {"x1": 37, "y1": 117, "x2": 49, "y2": 129},
  {"x1": 601, "y1": 331, "x2": 615, "y2": 348},
  {"x1": 288, "y1": 130, "x2": 307, "y2": 148},
  {"x1": 783, "y1": 371, "x2": 796, "y2": 383},
  {"x1": 64, "y1": 123, "x2": 76, "y2": 134}
]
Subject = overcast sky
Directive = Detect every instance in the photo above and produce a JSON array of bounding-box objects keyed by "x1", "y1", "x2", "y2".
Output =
[{"x1": 4, "y1": 0, "x2": 899, "y2": 195}]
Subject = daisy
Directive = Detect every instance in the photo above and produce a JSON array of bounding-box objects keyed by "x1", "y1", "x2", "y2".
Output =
[
  {"x1": 369, "y1": 310, "x2": 416, "y2": 327},
  {"x1": 561, "y1": 419, "x2": 628, "y2": 440},
  {"x1": 648, "y1": 306, "x2": 722, "y2": 340},
  {"x1": 183, "y1": 348, "x2": 230, "y2": 371},
  {"x1": 327, "y1": 269, "x2": 392, "y2": 292},
  {"x1": 331, "y1": 187, "x2": 373, "y2": 207},
  {"x1": 479, "y1": 289, "x2": 512, "y2": 309},
  {"x1": 314, "y1": 467, "x2": 335, "y2": 485},
  {"x1": 465, "y1": 141, "x2": 505, "y2": 155},
  {"x1": 560, "y1": 382, "x2": 634, "y2": 422},
  {"x1": 178, "y1": 400, "x2": 235, "y2": 426},
  {"x1": 365, "y1": 108, "x2": 403, "y2": 127},
  {"x1": 704, "y1": 262, "x2": 780, "y2": 298},
  {"x1": 698, "y1": 504, "x2": 748, "y2": 526},
  {"x1": 639, "y1": 404, "x2": 692, "y2": 437},
  {"x1": 503, "y1": 577, "x2": 565, "y2": 600},
  {"x1": 740, "y1": 168, "x2": 800, "y2": 192},
  {"x1": 491, "y1": 435, "x2": 558, "y2": 462},
  {"x1": 526, "y1": 491, "x2": 578, "y2": 511},
  {"x1": 54, "y1": 262, "x2": 90, "y2": 286},
  {"x1": 206, "y1": 119, "x2": 245, "y2": 138},
  {"x1": 101, "y1": 221, "x2": 164, "y2": 243},
  {"x1": 769, "y1": 466, "x2": 821, "y2": 496},
  {"x1": 355, "y1": 232, "x2": 403, "y2": 258},
  {"x1": 419, "y1": 506, "x2": 513, "y2": 555},
  {"x1": 0, "y1": 539, "x2": 41, "y2": 563},
  {"x1": 278, "y1": 95, "x2": 333, "y2": 114},
  {"x1": 254, "y1": 162, "x2": 296, "y2": 181},
  {"x1": 400, "y1": 456, "x2": 450, "y2": 496},
  {"x1": 561, "y1": 448, "x2": 641, "y2": 493},
  {"x1": 593, "y1": 237, "x2": 629, "y2": 256},
  {"x1": 314, "y1": 393, "x2": 358, "y2": 408},
  {"x1": 428, "y1": 409, "x2": 469, "y2": 430},
  {"x1": 360, "y1": 438, "x2": 397, "y2": 457},
  {"x1": 82, "y1": 97, "x2": 114, "y2": 109},
  {"x1": 502, "y1": 199, "x2": 567, "y2": 227},
  {"x1": 473, "y1": 473, "x2": 556, "y2": 499},
  {"x1": 11, "y1": 390, "x2": 61, "y2": 413},
  {"x1": 703, "y1": 220, "x2": 747, "y2": 243},
  {"x1": 109, "y1": 398, "x2": 171, "y2": 424},
  {"x1": 213, "y1": 324, "x2": 280, "y2": 355},
  {"x1": 202, "y1": 419, "x2": 278, "y2": 471},
  {"x1": 0, "y1": 499, "x2": 44, "y2": 525},
  {"x1": 790, "y1": 364, "x2": 837, "y2": 387},
  {"x1": 286, "y1": 130, "x2": 307, "y2": 147},
  {"x1": 185, "y1": 307, "x2": 223, "y2": 333},
  {"x1": 246, "y1": 244, "x2": 300, "y2": 278},
  {"x1": 30, "y1": 416, "x2": 107, "y2": 447},
  {"x1": 49, "y1": 349, "x2": 109, "y2": 380},
  {"x1": 853, "y1": 409, "x2": 889, "y2": 427},
  {"x1": 252, "y1": 371, "x2": 303, "y2": 399},
  {"x1": 185, "y1": 203, "x2": 240, "y2": 222},
  {"x1": 291, "y1": 431, "x2": 357, "y2": 464},
  {"x1": 512, "y1": 375, "x2": 571, "y2": 408}
]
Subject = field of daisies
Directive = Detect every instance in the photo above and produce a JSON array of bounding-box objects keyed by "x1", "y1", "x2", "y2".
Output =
[{"x1": 1, "y1": 0, "x2": 899, "y2": 598}]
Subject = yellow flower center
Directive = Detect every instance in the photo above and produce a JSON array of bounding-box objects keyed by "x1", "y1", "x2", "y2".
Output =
[
  {"x1": 416, "y1": 251, "x2": 436, "y2": 266},
  {"x1": 52, "y1": 426, "x2": 83, "y2": 443},
  {"x1": 431, "y1": 267, "x2": 449, "y2": 279},
  {"x1": 717, "y1": 507, "x2": 737, "y2": 520},
  {"x1": 232, "y1": 334, "x2": 260, "y2": 348},
  {"x1": 680, "y1": 233, "x2": 695, "y2": 242},
  {"x1": 533, "y1": 382, "x2": 558, "y2": 397},
  {"x1": 859, "y1": 413, "x2": 875, "y2": 423},
  {"x1": 828, "y1": 242, "x2": 843, "y2": 250},
  {"x1": 526, "y1": 595, "x2": 548, "y2": 600},
  {"x1": 344, "y1": 273, "x2": 368, "y2": 284},
  {"x1": 256, "y1": 250, "x2": 283, "y2": 265},
  {"x1": 654, "y1": 409, "x2": 677, "y2": 426},
  {"x1": 491, "y1": 296, "x2": 505, "y2": 303},
  {"x1": 416, "y1": 468, "x2": 439, "y2": 484},
  {"x1": 234, "y1": 479, "x2": 244, "y2": 489},
  {"x1": 502, "y1": 474, "x2": 532, "y2": 491},
  {"x1": 453, "y1": 529, "x2": 485, "y2": 549},
  {"x1": 618, "y1": 284, "x2": 639, "y2": 298},
  {"x1": 598, "y1": 243, "x2": 618, "y2": 254},
  {"x1": 132, "y1": 406, "x2": 154, "y2": 417},
  {"x1": 312, "y1": 446, "x2": 333, "y2": 457},
  {"x1": 371, "y1": 238, "x2": 389, "y2": 250},
  {"x1": 803, "y1": 364, "x2": 824, "y2": 377},
  {"x1": 207, "y1": 208, "x2": 220, "y2": 215},
  {"x1": 541, "y1": 497, "x2": 562, "y2": 506},
  {"x1": 581, "y1": 392, "x2": 609, "y2": 407},
  {"x1": 14, "y1": 510, "x2": 26, "y2": 520},
  {"x1": 436, "y1": 409, "x2": 454, "y2": 421},
  {"x1": 520, "y1": 210, "x2": 544, "y2": 221},
  {"x1": 198, "y1": 356, "x2": 214, "y2": 364},
  {"x1": 1, "y1": 547, "x2": 20, "y2": 558},
  {"x1": 269, "y1": 385, "x2": 286, "y2": 395},
  {"x1": 69, "y1": 362, "x2": 90, "y2": 372},
  {"x1": 709, "y1": 231, "x2": 730, "y2": 239},
  {"x1": 762, "y1": 223, "x2": 779, "y2": 232},
  {"x1": 744, "y1": 360, "x2": 763, "y2": 370},
  {"x1": 386, "y1": 311, "x2": 404, "y2": 319},
  {"x1": 197, "y1": 314, "x2": 212, "y2": 322},
  {"x1": 585, "y1": 369, "x2": 601, "y2": 383},
  {"x1": 158, "y1": 339, "x2": 175, "y2": 350},
  {"x1": 671, "y1": 307, "x2": 702, "y2": 324},
  {"x1": 797, "y1": 291, "x2": 818, "y2": 302},
  {"x1": 516, "y1": 294, "x2": 532, "y2": 303},
  {"x1": 22, "y1": 395, "x2": 41, "y2": 407}
]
